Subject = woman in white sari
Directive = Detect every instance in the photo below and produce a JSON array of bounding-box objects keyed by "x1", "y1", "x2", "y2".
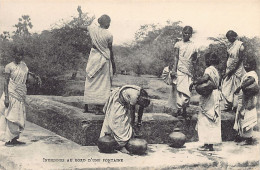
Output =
[
  {"x1": 100, "y1": 85, "x2": 150, "y2": 151},
  {"x1": 190, "y1": 53, "x2": 222, "y2": 151},
  {"x1": 79, "y1": 13, "x2": 116, "y2": 114},
  {"x1": 233, "y1": 57, "x2": 258, "y2": 145},
  {"x1": 0, "y1": 46, "x2": 28, "y2": 146},
  {"x1": 222, "y1": 30, "x2": 245, "y2": 111}
]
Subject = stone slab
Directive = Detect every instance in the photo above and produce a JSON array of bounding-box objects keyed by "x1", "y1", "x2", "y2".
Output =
[
  {"x1": 26, "y1": 96, "x2": 183, "y2": 146},
  {"x1": 0, "y1": 121, "x2": 259, "y2": 170},
  {"x1": 26, "y1": 95, "x2": 238, "y2": 146}
]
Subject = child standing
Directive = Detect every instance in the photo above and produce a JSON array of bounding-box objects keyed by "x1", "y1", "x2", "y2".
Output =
[
  {"x1": 190, "y1": 52, "x2": 222, "y2": 151},
  {"x1": 233, "y1": 57, "x2": 259, "y2": 145}
]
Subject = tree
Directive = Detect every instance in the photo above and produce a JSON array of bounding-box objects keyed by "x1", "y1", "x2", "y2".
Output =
[
  {"x1": 14, "y1": 15, "x2": 33, "y2": 36},
  {"x1": 0, "y1": 31, "x2": 11, "y2": 41},
  {"x1": 50, "y1": 6, "x2": 92, "y2": 79},
  {"x1": 117, "y1": 21, "x2": 183, "y2": 77}
]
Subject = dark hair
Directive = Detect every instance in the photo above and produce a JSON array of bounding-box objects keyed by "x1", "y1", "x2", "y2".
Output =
[
  {"x1": 12, "y1": 45, "x2": 24, "y2": 56},
  {"x1": 182, "y1": 26, "x2": 193, "y2": 34},
  {"x1": 245, "y1": 56, "x2": 257, "y2": 70},
  {"x1": 137, "y1": 89, "x2": 150, "y2": 108},
  {"x1": 98, "y1": 14, "x2": 111, "y2": 27},
  {"x1": 226, "y1": 30, "x2": 238, "y2": 38},
  {"x1": 205, "y1": 52, "x2": 220, "y2": 65}
]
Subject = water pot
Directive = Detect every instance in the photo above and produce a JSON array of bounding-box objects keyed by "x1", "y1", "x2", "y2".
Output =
[
  {"x1": 242, "y1": 82, "x2": 259, "y2": 96},
  {"x1": 97, "y1": 132, "x2": 117, "y2": 153},
  {"x1": 169, "y1": 128, "x2": 186, "y2": 148},
  {"x1": 125, "y1": 138, "x2": 148, "y2": 155},
  {"x1": 195, "y1": 82, "x2": 213, "y2": 96}
]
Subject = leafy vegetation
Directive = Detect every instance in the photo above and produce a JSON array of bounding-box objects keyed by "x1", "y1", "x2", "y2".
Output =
[{"x1": 0, "y1": 7, "x2": 259, "y2": 95}]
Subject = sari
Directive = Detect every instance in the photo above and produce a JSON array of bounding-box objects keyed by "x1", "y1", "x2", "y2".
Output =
[
  {"x1": 0, "y1": 61, "x2": 28, "y2": 142},
  {"x1": 234, "y1": 71, "x2": 258, "y2": 137},
  {"x1": 174, "y1": 40, "x2": 197, "y2": 108},
  {"x1": 197, "y1": 66, "x2": 222, "y2": 144},
  {"x1": 84, "y1": 23, "x2": 113, "y2": 105},
  {"x1": 100, "y1": 85, "x2": 141, "y2": 147},
  {"x1": 222, "y1": 40, "x2": 245, "y2": 109},
  {"x1": 161, "y1": 66, "x2": 177, "y2": 109}
]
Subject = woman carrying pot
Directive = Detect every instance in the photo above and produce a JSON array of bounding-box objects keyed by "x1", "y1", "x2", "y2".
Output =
[{"x1": 209, "y1": 30, "x2": 245, "y2": 111}]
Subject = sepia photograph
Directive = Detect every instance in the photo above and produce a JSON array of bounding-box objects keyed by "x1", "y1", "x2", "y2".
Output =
[{"x1": 0, "y1": 0, "x2": 260, "y2": 169}]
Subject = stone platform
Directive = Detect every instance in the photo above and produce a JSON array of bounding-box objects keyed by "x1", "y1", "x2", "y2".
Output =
[
  {"x1": 26, "y1": 95, "x2": 237, "y2": 146},
  {"x1": 0, "y1": 121, "x2": 259, "y2": 170}
]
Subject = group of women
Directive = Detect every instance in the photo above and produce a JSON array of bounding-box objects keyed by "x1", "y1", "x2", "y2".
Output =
[
  {"x1": 82, "y1": 14, "x2": 258, "y2": 152},
  {"x1": 0, "y1": 13, "x2": 258, "y2": 153},
  {"x1": 168, "y1": 26, "x2": 258, "y2": 151}
]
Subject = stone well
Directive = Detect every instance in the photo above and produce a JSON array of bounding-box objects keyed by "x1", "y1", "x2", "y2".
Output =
[{"x1": 26, "y1": 95, "x2": 236, "y2": 146}]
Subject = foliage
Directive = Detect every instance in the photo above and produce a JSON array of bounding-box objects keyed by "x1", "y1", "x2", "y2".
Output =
[
  {"x1": 0, "y1": 9, "x2": 93, "y2": 94},
  {"x1": 0, "y1": 9, "x2": 92, "y2": 75},
  {"x1": 14, "y1": 15, "x2": 33, "y2": 36},
  {"x1": 1, "y1": 10, "x2": 260, "y2": 96},
  {"x1": 115, "y1": 22, "x2": 260, "y2": 80},
  {"x1": 114, "y1": 21, "x2": 183, "y2": 77}
]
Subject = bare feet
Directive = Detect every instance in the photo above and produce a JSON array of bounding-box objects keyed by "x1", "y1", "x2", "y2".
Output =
[
  {"x1": 5, "y1": 139, "x2": 25, "y2": 147},
  {"x1": 5, "y1": 141, "x2": 14, "y2": 147},
  {"x1": 12, "y1": 139, "x2": 26, "y2": 145},
  {"x1": 118, "y1": 147, "x2": 130, "y2": 154},
  {"x1": 197, "y1": 144, "x2": 214, "y2": 151}
]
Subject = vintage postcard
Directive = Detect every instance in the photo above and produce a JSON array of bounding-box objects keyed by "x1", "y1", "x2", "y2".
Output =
[{"x1": 0, "y1": 0, "x2": 259, "y2": 169}]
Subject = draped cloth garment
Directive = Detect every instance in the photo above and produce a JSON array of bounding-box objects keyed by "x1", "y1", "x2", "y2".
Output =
[
  {"x1": 0, "y1": 61, "x2": 28, "y2": 142},
  {"x1": 174, "y1": 40, "x2": 197, "y2": 109},
  {"x1": 234, "y1": 71, "x2": 258, "y2": 138},
  {"x1": 100, "y1": 85, "x2": 141, "y2": 147},
  {"x1": 84, "y1": 23, "x2": 113, "y2": 105},
  {"x1": 197, "y1": 66, "x2": 222, "y2": 144},
  {"x1": 222, "y1": 40, "x2": 245, "y2": 109},
  {"x1": 161, "y1": 66, "x2": 177, "y2": 109}
]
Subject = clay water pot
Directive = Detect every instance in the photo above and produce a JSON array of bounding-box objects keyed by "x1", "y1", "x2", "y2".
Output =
[
  {"x1": 125, "y1": 138, "x2": 148, "y2": 155},
  {"x1": 97, "y1": 132, "x2": 117, "y2": 153},
  {"x1": 242, "y1": 82, "x2": 259, "y2": 96},
  {"x1": 169, "y1": 128, "x2": 186, "y2": 148},
  {"x1": 195, "y1": 82, "x2": 213, "y2": 96}
]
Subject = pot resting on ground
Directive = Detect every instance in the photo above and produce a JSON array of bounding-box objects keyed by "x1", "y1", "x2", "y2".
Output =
[
  {"x1": 169, "y1": 128, "x2": 186, "y2": 148},
  {"x1": 97, "y1": 132, "x2": 117, "y2": 153},
  {"x1": 125, "y1": 138, "x2": 148, "y2": 155}
]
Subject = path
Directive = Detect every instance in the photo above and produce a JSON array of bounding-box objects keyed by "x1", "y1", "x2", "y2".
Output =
[{"x1": 0, "y1": 121, "x2": 259, "y2": 170}]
